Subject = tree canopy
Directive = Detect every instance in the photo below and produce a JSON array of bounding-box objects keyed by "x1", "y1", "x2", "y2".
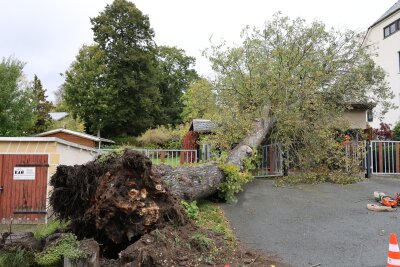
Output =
[
  {"x1": 155, "y1": 45, "x2": 198, "y2": 125},
  {"x1": 64, "y1": 45, "x2": 114, "y2": 134},
  {"x1": 181, "y1": 78, "x2": 218, "y2": 122},
  {"x1": 63, "y1": 0, "x2": 198, "y2": 137},
  {"x1": 0, "y1": 57, "x2": 35, "y2": 136},
  {"x1": 393, "y1": 121, "x2": 400, "y2": 141},
  {"x1": 29, "y1": 75, "x2": 53, "y2": 134},
  {"x1": 205, "y1": 14, "x2": 394, "y2": 170},
  {"x1": 91, "y1": 0, "x2": 159, "y2": 136}
]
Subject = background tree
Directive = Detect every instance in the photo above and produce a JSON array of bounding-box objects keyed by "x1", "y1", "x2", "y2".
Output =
[
  {"x1": 90, "y1": 0, "x2": 160, "y2": 136},
  {"x1": 64, "y1": 45, "x2": 114, "y2": 135},
  {"x1": 181, "y1": 78, "x2": 218, "y2": 122},
  {"x1": 48, "y1": 115, "x2": 86, "y2": 132},
  {"x1": 393, "y1": 121, "x2": 400, "y2": 141},
  {"x1": 63, "y1": 0, "x2": 199, "y2": 137},
  {"x1": 29, "y1": 75, "x2": 53, "y2": 133},
  {"x1": 49, "y1": 84, "x2": 85, "y2": 132},
  {"x1": 53, "y1": 84, "x2": 69, "y2": 112},
  {"x1": 0, "y1": 57, "x2": 35, "y2": 136},
  {"x1": 155, "y1": 45, "x2": 198, "y2": 125},
  {"x1": 204, "y1": 14, "x2": 394, "y2": 171}
]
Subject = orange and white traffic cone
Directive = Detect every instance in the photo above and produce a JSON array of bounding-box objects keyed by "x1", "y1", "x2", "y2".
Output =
[{"x1": 388, "y1": 233, "x2": 400, "y2": 267}]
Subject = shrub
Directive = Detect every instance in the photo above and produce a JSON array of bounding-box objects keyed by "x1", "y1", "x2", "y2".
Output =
[
  {"x1": 34, "y1": 233, "x2": 85, "y2": 266},
  {"x1": 137, "y1": 124, "x2": 189, "y2": 149},
  {"x1": 112, "y1": 136, "x2": 140, "y2": 147},
  {"x1": 137, "y1": 125, "x2": 176, "y2": 148},
  {"x1": 218, "y1": 163, "x2": 253, "y2": 203},
  {"x1": 373, "y1": 122, "x2": 392, "y2": 140},
  {"x1": 181, "y1": 200, "x2": 200, "y2": 220},
  {"x1": 33, "y1": 219, "x2": 70, "y2": 240}
]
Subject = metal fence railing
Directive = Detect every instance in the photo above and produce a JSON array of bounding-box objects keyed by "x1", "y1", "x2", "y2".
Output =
[
  {"x1": 370, "y1": 141, "x2": 400, "y2": 175},
  {"x1": 255, "y1": 144, "x2": 283, "y2": 177},
  {"x1": 98, "y1": 148, "x2": 197, "y2": 167},
  {"x1": 147, "y1": 149, "x2": 197, "y2": 167}
]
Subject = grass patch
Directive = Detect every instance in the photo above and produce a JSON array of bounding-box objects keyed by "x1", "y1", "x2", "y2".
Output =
[
  {"x1": 197, "y1": 201, "x2": 236, "y2": 249},
  {"x1": 151, "y1": 157, "x2": 181, "y2": 167},
  {"x1": 33, "y1": 219, "x2": 70, "y2": 240},
  {"x1": 0, "y1": 247, "x2": 35, "y2": 267},
  {"x1": 190, "y1": 232, "x2": 218, "y2": 264},
  {"x1": 190, "y1": 232, "x2": 215, "y2": 252},
  {"x1": 0, "y1": 224, "x2": 37, "y2": 234},
  {"x1": 178, "y1": 200, "x2": 237, "y2": 264}
]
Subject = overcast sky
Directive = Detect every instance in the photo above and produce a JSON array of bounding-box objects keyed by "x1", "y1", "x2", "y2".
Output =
[{"x1": 0, "y1": 0, "x2": 396, "y2": 103}]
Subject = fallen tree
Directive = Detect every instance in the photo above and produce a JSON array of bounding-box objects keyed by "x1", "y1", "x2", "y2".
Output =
[{"x1": 49, "y1": 105, "x2": 273, "y2": 257}]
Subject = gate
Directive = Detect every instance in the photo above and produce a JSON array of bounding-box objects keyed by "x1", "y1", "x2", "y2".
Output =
[
  {"x1": 255, "y1": 144, "x2": 283, "y2": 177},
  {"x1": 0, "y1": 154, "x2": 48, "y2": 224},
  {"x1": 370, "y1": 141, "x2": 400, "y2": 175},
  {"x1": 344, "y1": 141, "x2": 367, "y2": 172}
]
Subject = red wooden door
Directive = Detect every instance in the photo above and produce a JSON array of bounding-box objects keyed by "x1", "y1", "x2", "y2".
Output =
[{"x1": 0, "y1": 154, "x2": 48, "y2": 224}]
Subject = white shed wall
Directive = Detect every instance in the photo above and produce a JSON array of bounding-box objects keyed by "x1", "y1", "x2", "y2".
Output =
[{"x1": 56, "y1": 143, "x2": 97, "y2": 166}]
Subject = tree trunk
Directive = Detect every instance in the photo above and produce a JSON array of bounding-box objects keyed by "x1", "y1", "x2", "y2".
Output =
[
  {"x1": 154, "y1": 162, "x2": 224, "y2": 201},
  {"x1": 162, "y1": 104, "x2": 274, "y2": 200},
  {"x1": 227, "y1": 104, "x2": 274, "y2": 168}
]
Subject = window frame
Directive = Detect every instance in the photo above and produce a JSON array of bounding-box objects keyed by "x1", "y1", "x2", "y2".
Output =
[
  {"x1": 383, "y1": 19, "x2": 400, "y2": 38},
  {"x1": 398, "y1": 51, "x2": 400, "y2": 73}
]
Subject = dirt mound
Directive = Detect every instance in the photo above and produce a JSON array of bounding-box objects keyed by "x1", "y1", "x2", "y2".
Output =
[
  {"x1": 99, "y1": 222, "x2": 289, "y2": 267},
  {"x1": 50, "y1": 150, "x2": 186, "y2": 257}
]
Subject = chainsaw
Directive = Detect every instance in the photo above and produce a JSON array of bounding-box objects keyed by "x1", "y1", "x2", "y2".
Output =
[{"x1": 374, "y1": 191, "x2": 398, "y2": 208}]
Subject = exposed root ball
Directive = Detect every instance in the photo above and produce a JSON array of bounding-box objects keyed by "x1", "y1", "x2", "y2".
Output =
[{"x1": 49, "y1": 150, "x2": 186, "y2": 257}]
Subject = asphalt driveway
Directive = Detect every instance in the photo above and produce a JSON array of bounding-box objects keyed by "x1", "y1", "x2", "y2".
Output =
[{"x1": 222, "y1": 177, "x2": 400, "y2": 267}]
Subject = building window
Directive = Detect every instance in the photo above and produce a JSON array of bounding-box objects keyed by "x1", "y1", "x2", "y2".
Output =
[
  {"x1": 384, "y1": 19, "x2": 400, "y2": 38},
  {"x1": 385, "y1": 27, "x2": 390, "y2": 37}
]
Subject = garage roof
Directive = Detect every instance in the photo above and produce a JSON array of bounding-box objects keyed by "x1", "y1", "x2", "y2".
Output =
[
  {"x1": 35, "y1": 128, "x2": 115, "y2": 144},
  {"x1": 0, "y1": 137, "x2": 98, "y2": 152}
]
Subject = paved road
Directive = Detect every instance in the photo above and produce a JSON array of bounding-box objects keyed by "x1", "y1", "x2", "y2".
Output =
[{"x1": 222, "y1": 177, "x2": 400, "y2": 267}]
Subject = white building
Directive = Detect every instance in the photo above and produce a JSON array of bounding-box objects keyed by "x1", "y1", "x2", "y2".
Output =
[{"x1": 363, "y1": 1, "x2": 400, "y2": 126}]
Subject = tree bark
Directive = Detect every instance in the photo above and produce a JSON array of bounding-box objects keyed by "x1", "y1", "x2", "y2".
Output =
[
  {"x1": 227, "y1": 104, "x2": 274, "y2": 169},
  {"x1": 154, "y1": 162, "x2": 224, "y2": 201}
]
